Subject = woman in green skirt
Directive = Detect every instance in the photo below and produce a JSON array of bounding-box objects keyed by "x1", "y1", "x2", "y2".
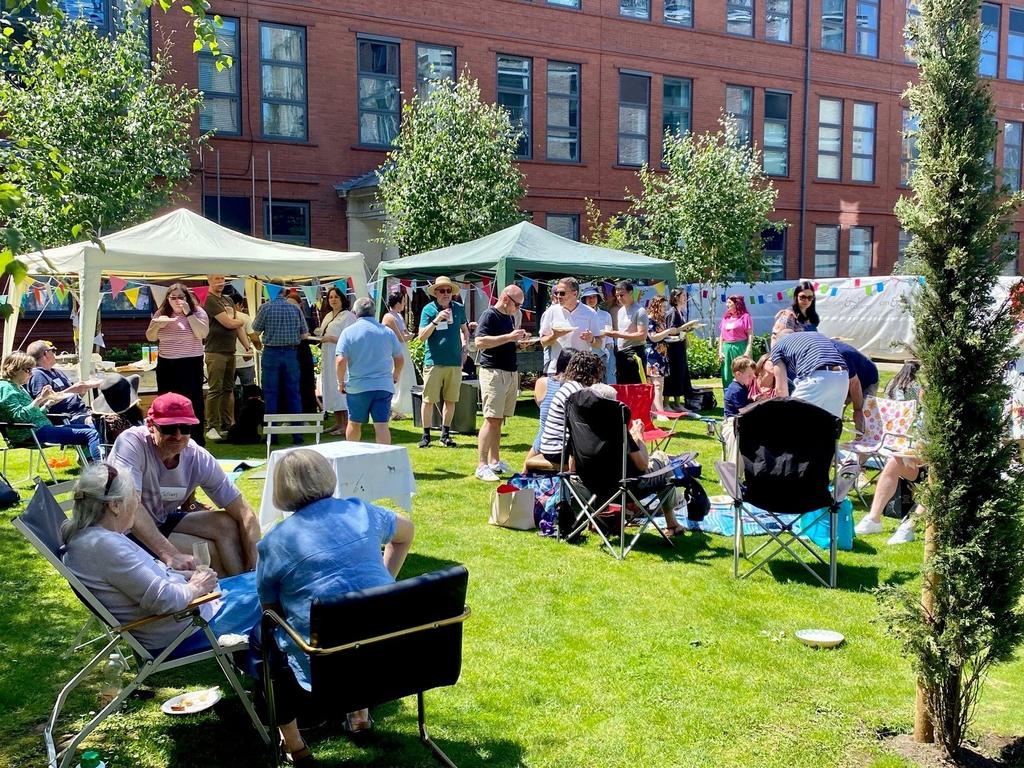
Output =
[{"x1": 718, "y1": 295, "x2": 753, "y2": 389}]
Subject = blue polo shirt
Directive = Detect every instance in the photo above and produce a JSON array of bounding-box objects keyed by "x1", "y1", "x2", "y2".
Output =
[
  {"x1": 420, "y1": 300, "x2": 467, "y2": 367},
  {"x1": 336, "y1": 317, "x2": 403, "y2": 395},
  {"x1": 834, "y1": 341, "x2": 879, "y2": 391},
  {"x1": 769, "y1": 331, "x2": 846, "y2": 381}
]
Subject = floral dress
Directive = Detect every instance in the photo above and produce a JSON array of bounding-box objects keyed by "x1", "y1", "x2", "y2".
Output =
[{"x1": 645, "y1": 319, "x2": 670, "y2": 377}]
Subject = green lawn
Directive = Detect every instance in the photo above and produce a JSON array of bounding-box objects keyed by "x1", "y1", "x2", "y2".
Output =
[{"x1": 1, "y1": 380, "x2": 1021, "y2": 767}]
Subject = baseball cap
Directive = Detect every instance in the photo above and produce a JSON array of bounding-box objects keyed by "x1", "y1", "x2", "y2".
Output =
[{"x1": 147, "y1": 392, "x2": 200, "y2": 425}]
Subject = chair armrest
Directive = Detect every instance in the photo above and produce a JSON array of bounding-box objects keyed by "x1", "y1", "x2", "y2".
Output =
[
  {"x1": 833, "y1": 458, "x2": 860, "y2": 504},
  {"x1": 114, "y1": 592, "x2": 221, "y2": 633},
  {"x1": 715, "y1": 460, "x2": 741, "y2": 501}
]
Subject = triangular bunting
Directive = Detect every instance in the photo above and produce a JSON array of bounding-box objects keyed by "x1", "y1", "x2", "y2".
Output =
[
  {"x1": 124, "y1": 287, "x2": 141, "y2": 308},
  {"x1": 300, "y1": 285, "x2": 319, "y2": 305},
  {"x1": 93, "y1": 333, "x2": 105, "y2": 348},
  {"x1": 192, "y1": 286, "x2": 210, "y2": 304},
  {"x1": 109, "y1": 276, "x2": 127, "y2": 299},
  {"x1": 229, "y1": 278, "x2": 246, "y2": 295},
  {"x1": 521, "y1": 276, "x2": 534, "y2": 296},
  {"x1": 149, "y1": 284, "x2": 169, "y2": 306},
  {"x1": 481, "y1": 277, "x2": 493, "y2": 302},
  {"x1": 265, "y1": 283, "x2": 283, "y2": 301}
]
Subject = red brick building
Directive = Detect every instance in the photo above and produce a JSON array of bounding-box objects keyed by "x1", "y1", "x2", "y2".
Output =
[{"x1": 156, "y1": 0, "x2": 1024, "y2": 279}]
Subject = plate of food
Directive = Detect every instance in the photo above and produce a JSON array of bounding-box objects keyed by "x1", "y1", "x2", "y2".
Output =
[
  {"x1": 161, "y1": 687, "x2": 221, "y2": 715},
  {"x1": 550, "y1": 323, "x2": 574, "y2": 332},
  {"x1": 795, "y1": 629, "x2": 844, "y2": 649}
]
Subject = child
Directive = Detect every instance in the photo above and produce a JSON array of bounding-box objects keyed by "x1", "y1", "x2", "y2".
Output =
[{"x1": 723, "y1": 356, "x2": 756, "y2": 463}]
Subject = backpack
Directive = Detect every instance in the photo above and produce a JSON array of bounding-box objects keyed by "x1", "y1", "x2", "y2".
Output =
[
  {"x1": 227, "y1": 384, "x2": 266, "y2": 444},
  {"x1": 0, "y1": 474, "x2": 18, "y2": 509},
  {"x1": 676, "y1": 474, "x2": 711, "y2": 522},
  {"x1": 686, "y1": 387, "x2": 717, "y2": 413}
]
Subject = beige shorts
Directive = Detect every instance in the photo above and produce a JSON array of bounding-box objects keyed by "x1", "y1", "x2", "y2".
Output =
[
  {"x1": 480, "y1": 368, "x2": 519, "y2": 419},
  {"x1": 422, "y1": 365, "x2": 462, "y2": 403}
]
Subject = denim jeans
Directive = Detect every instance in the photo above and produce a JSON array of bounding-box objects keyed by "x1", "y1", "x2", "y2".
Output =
[
  {"x1": 35, "y1": 423, "x2": 101, "y2": 461},
  {"x1": 261, "y1": 346, "x2": 301, "y2": 416}
]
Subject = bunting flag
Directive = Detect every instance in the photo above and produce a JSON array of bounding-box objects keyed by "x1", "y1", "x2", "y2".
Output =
[
  {"x1": 300, "y1": 285, "x2": 319, "y2": 305},
  {"x1": 71, "y1": 312, "x2": 79, "y2": 328},
  {"x1": 192, "y1": 286, "x2": 210, "y2": 304},
  {"x1": 149, "y1": 284, "x2": 168, "y2": 306},
  {"x1": 757, "y1": 295, "x2": 765, "y2": 304},
  {"x1": 830, "y1": 287, "x2": 838, "y2": 297},
  {"x1": 819, "y1": 283, "x2": 829, "y2": 294},
  {"x1": 918, "y1": 276, "x2": 926, "y2": 285},
  {"x1": 367, "y1": 282, "x2": 377, "y2": 300},
  {"x1": 655, "y1": 281, "x2": 666, "y2": 296},
  {"x1": 865, "y1": 285, "x2": 873, "y2": 295},
  {"x1": 876, "y1": 282, "x2": 885, "y2": 293},
  {"x1": 481, "y1": 276, "x2": 493, "y2": 302},
  {"x1": 400, "y1": 278, "x2": 411, "y2": 289},
  {"x1": 54, "y1": 283, "x2": 69, "y2": 303},
  {"x1": 0, "y1": 295, "x2": 7, "y2": 306},
  {"x1": 229, "y1": 278, "x2": 246, "y2": 295},
  {"x1": 776, "y1": 292, "x2": 784, "y2": 301},
  {"x1": 521, "y1": 276, "x2": 534, "y2": 296},
  {"x1": 264, "y1": 283, "x2": 283, "y2": 300},
  {"x1": 93, "y1": 333, "x2": 105, "y2": 348},
  {"x1": 109, "y1": 276, "x2": 127, "y2": 299},
  {"x1": 854, "y1": 278, "x2": 862, "y2": 288},
  {"x1": 123, "y1": 287, "x2": 141, "y2": 308},
  {"x1": 460, "y1": 288, "x2": 470, "y2": 306}
]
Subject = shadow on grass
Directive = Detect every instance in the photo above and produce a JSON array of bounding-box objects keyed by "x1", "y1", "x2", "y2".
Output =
[
  {"x1": 400, "y1": 551, "x2": 464, "y2": 578},
  {"x1": 763, "y1": 559, "x2": 907, "y2": 591},
  {"x1": 628, "y1": 528, "x2": 731, "y2": 565}
]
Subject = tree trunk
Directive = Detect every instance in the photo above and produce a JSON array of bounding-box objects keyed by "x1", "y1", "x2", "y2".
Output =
[{"x1": 914, "y1": 521, "x2": 937, "y2": 743}]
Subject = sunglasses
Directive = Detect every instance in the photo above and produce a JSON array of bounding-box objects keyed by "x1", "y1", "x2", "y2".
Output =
[
  {"x1": 434, "y1": 288, "x2": 453, "y2": 295},
  {"x1": 509, "y1": 296, "x2": 522, "y2": 308},
  {"x1": 797, "y1": 293, "x2": 815, "y2": 301},
  {"x1": 552, "y1": 290, "x2": 568, "y2": 297},
  {"x1": 158, "y1": 424, "x2": 191, "y2": 436}
]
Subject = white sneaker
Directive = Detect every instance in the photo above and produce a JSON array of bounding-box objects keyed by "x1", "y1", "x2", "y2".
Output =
[
  {"x1": 206, "y1": 428, "x2": 222, "y2": 441},
  {"x1": 475, "y1": 464, "x2": 501, "y2": 482},
  {"x1": 887, "y1": 517, "x2": 916, "y2": 545},
  {"x1": 490, "y1": 460, "x2": 512, "y2": 474},
  {"x1": 854, "y1": 517, "x2": 884, "y2": 535}
]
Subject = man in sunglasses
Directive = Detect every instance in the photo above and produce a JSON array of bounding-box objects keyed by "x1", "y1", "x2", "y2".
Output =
[
  {"x1": 417, "y1": 275, "x2": 470, "y2": 448},
  {"x1": 110, "y1": 392, "x2": 260, "y2": 576},
  {"x1": 539, "y1": 277, "x2": 601, "y2": 374}
]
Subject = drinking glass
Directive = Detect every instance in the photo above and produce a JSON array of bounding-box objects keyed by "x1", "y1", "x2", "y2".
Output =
[{"x1": 192, "y1": 541, "x2": 211, "y2": 570}]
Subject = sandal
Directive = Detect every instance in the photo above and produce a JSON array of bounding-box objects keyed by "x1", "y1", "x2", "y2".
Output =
[
  {"x1": 282, "y1": 740, "x2": 315, "y2": 766},
  {"x1": 344, "y1": 710, "x2": 374, "y2": 735},
  {"x1": 663, "y1": 524, "x2": 687, "y2": 538}
]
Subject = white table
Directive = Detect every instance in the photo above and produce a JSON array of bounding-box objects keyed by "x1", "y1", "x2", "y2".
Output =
[{"x1": 258, "y1": 441, "x2": 416, "y2": 531}]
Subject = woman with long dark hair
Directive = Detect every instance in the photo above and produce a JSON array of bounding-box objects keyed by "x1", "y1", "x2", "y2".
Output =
[
  {"x1": 146, "y1": 283, "x2": 209, "y2": 444},
  {"x1": 317, "y1": 287, "x2": 355, "y2": 435},
  {"x1": 790, "y1": 280, "x2": 820, "y2": 330},
  {"x1": 644, "y1": 296, "x2": 680, "y2": 413},
  {"x1": 663, "y1": 288, "x2": 694, "y2": 410},
  {"x1": 717, "y1": 295, "x2": 752, "y2": 388}
]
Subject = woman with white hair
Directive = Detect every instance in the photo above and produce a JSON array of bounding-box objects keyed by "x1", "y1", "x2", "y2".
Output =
[
  {"x1": 256, "y1": 449, "x2": 414, "y2": 760},
  {"x1": 61, "y1": 463, "x2": 260, "y2": 655}
]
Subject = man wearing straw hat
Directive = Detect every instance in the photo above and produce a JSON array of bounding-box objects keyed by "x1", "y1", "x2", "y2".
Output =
[{"x1": 417, "y1": 276, "x2": 469, "y2": 448}]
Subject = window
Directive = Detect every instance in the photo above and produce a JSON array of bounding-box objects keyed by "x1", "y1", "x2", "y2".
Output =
[
  {"x1": 1002, "y1": 232, "x2": 1020, "y2": 275},
  {"x1": 761, "y1": 228, "x2": 786, "y2": 280},
  {"x1": 822, "y1": 0, "x2": 845, "y2": 51},
  {"x1": 547, "y1": 62, "x2": 580, "y2": 162},
  {"x1": 727, "y1": 0, "x2": 754, "y2": 36},
  {"x1": 848, "y1": 226, "x2": 873, "y2": 276},
  {"x1": 618, "y1": 72, "x2": 650, "y2": 166},
  {"x1": 766, "y1": 0, "x2": 792, "y2": 42},
  {"x1": 59, "y1": 0, "x2": 111, "y2": 34},
  {"x1": 620, "y1": 0, "x2": 650, "y2": 19},
  {"x1": 1009, "y1": 9, "x2": 1024, "y2": 80},
  {"x1": 547, "y1": 0, "x2": 580, "y2": 6},
  {"x1": 901, "y1": 109, "x2": 920, "y2": 186},
  {"x1": 546, "y1": 214, "x2": 580, "y2": 241},
  {"x1": 662, "y1": 77, "x2": 692, "y2": 154},
  {"x1": 260, "y1": 23, "x2": 307, "y2": 140},
  {"x1": 905, "y1": 0, "x2": 920, "y2": 62},
  {"x1": 357, "y1": 38, "x2": 400, "y2": 147},
  {"x1": 980, "y1": 3, "x2": 1000, "y2": 77},
  {"x1": 263, "y1": 201, "x2": 310, "y2": 246},
  {"x1": 814, "y1": 226, "x2": 840, "y2": 277},
  {"x1": 497, "y1": 55, "x2": 532, "y2": 159},
  {"x1": 198, "y1": 17, "x2": 241, "y2": 135},
  {"x1": 203, "y1": 195, "x2": 252, "y2": 235},
  {"x1": 665, "y1": 0, "x2": 694, "y2": 26},
  {"x1": 856, "y1": 0, "x2": 879, "y2": 56},
  {"x1": 725, "y1": 85, "x2": 753, "y2": 146},
  {"x1": 763, "y1": 91, "x2": 791, "y2": 176},
  {"x1": 897, "y1": 229, "x2": 914, "y2": 268},
  {"x1": 817, "y1": 98, "x2": 843, "y2": 180},
  {"x1": 416, "y1": 44, "x2": 455, "y2": 98},
  {"x1": 851, "y1": 102, "x2": 876, "y2": 182},
  {"x1": 1004, "y1": 121, "x2": 1023, "y2": 192}
]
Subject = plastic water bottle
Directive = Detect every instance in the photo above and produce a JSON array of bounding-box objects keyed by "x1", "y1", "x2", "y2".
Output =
[
  {"x1": 98, "y1": 653, "x2": 126, "y2": 705},
  {"x1": 77, "y1": 750, "x2": 106, "y2": 768}
]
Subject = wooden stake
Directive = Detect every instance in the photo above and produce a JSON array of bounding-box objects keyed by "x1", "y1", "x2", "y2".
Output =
[{"x1": 915, "y1": 521, "x2": 937, "y2": 743}]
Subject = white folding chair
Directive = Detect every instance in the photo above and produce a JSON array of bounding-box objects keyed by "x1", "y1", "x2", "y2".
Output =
[
  {"x1": 263, "y1": 413, "x2": 324, "y2": 459},
  {"x1": 12, "y1": 481, "x2": 271, "y2": 768}
]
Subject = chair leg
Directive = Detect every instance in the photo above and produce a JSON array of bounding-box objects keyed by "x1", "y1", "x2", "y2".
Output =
[
  {"x1": 733, "y1": 503, "x2": 742, "y2": 578},
  {"x1": 418, "y1": 691, "x2": 457, "y2": 768},
  {"x1": 201, "y1": 625, "x2": 272, "y2": 746}
]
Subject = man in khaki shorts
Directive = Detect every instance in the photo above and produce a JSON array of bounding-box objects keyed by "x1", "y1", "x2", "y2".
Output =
[
  {"x1": 417, "y1": 276, "x2": 470, "y2": 448},
  {"x1": 473, "y1": 286, "x2": 528, "y2": 481}
]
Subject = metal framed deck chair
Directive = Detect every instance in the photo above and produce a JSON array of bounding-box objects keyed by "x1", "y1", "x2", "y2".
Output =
[
  {"x1": 264, "y1": 413, "x2": 324, "y2": 459},
  {"x1": 715, "y1": 398, "x2": 859, "y2": 588},
  {"x1": 261, "y1": 565, "x2": 470, "y2": 767},
  {"x1": 839, "y1": 395, "x2": 918, "y2": 508},
  {"x1": 558, "y1": 388, "x2": 685, "y2": 559},
  {"x1": 611, "y1": 384, "x2": 682, "y2": 452},
  {"x1": 11, "y1": 481, "x2": 271, "y2": 768},
  {"x1": 0, "y1": 419, "x2": 88, "y2": 485}
]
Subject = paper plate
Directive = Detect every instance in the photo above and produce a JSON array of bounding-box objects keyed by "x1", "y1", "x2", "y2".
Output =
[
  {"x1": 795, "y1": 629, "x2": 845, "y2": 649},
  {"x1": 161, "y1": 687, "x2": 221, "y2": 715}
]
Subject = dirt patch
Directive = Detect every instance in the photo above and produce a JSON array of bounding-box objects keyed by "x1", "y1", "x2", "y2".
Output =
[{"x1": 884, "y1": 733, "x2": 1024, "y2": 768}]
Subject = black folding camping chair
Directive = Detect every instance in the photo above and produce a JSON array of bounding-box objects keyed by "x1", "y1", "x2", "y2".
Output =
[{"x1": 715, "y1": 397, "x2": 859, "y2": 588}]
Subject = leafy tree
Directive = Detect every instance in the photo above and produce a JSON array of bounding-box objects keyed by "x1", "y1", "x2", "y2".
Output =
[
  {"x1": 0, "y1": 12, "x2": 204, "y2": 248},
  {"x1": 582, "y1": 198, "x2": 629, "y2": 251},
  {"x1": 880, "y1": 0, "x2": 1024, "y2": 754},
  {"x1": 376, "y1": 74, "x2": 526, "y2": 255}
]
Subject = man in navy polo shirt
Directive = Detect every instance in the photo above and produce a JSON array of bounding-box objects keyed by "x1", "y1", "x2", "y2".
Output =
[
  {"x1": 770, "y1": 330, "x2": 849, "y2": 418},
  {"x1": 833, "y1": 340, "x2": 879, "y2": 431}
]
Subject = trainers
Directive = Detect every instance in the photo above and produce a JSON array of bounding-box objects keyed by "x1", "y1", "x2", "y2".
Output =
[
  {"x1": 888, "y1": 517, "x2": 916, "y2": 545},
  {"x1": 439, "y1": 434, "x2": 457, "y2": 448},
  {"x1": 206, "y1": 428, "x2": 222, "y2": 441},
  {"x1": 490, "y1": 460, "x2": 512, "y2": 474},
  {"x1": 475, "y1": 464, "x2": 501, "y2": 482},
  {"x1": 854, "y1": 517, "x2": 884, "y2": 535},
  {"x1": 417, "y1": 435, "x2": 432, "y2": 449}
]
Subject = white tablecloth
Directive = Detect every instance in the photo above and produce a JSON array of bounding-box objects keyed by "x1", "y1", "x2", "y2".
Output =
[{"x1": 258, "y1": 441, "x2": 416, "y2": 531}]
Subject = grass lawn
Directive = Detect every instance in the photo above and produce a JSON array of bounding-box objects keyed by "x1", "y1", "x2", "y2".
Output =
[{"x1": 1, "y1": 378, "x2": 1021, "y2": 767}]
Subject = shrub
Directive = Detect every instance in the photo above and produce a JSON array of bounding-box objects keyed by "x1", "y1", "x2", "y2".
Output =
[{"x1": 686, "y1": 336, "x2": 719, "y2": 379}]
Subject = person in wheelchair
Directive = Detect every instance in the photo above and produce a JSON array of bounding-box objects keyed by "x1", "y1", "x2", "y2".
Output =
[{"x1": 60, "y1": 463, "x2": 260, "y2": 655}]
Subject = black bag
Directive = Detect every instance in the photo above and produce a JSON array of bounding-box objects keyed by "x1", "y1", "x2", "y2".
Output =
[
  {"x1": 686, "y1": 387, "x2": 717, "y2": 413},
  {"x1": 883, "y1": 477, "x2": 915, "y2": 519},
  {"x1": 0, "y1": 474, "x2": 19, "y2": 509},
  {"x1": 227, "y1": 384, "x2": 265, "y2": 444},
  {"x1": 676, "y1": 475, "x2": 710, "y2": 522}
]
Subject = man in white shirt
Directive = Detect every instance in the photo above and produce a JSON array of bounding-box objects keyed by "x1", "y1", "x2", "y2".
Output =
[
  {"x1": 605, "y1": 279, "x2": 649, "y2": 384},
  {"x1": 539, "y1": 277, "x2": 602, "y2": 374}
]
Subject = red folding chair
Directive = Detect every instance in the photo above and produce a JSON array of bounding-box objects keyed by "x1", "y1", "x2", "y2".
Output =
[{"x1": 611, "y1": 384, "x2": 686, "y2": 452}]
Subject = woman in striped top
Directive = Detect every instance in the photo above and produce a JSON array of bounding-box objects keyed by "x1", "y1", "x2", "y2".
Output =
[
  {"x1": 539, "y1": 350, "x2": 605, "y2": 464},
  {"x1": 146, "y1": 283, "x2": 209, "y2": 445}
]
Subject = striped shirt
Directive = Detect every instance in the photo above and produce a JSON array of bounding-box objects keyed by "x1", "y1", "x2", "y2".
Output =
[
  {"x1": 253, "y1": 297, "x2": 307, "y2": 347},
  {"x1": 769, "y1": 331, "x2": 846, "y2": 381},
  {"x1": 154, "y1": 308, "x2": 209, "y2": 359},
  {"x1": 539, "y1": 380, "x2": 584, "y2": 456}
]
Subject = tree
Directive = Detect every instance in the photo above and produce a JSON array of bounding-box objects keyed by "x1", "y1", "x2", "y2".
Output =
[
  {"x1": 376, "y1": 74, "x2": 526, "y2": 256},
  {"x1": 0, "y1": 12, "x2": 204, "y2": 248},
  {"x1": 881, "y1": 0, "x2": 1024, "y2": 755}
]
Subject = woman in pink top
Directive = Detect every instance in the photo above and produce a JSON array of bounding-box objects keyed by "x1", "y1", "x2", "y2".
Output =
[
  {"x1": 717, "y1": 295, "x2": 752, "y2": 389},
  {"x1": 146, "y1": 283, "x2": 210, "y2": 445}
]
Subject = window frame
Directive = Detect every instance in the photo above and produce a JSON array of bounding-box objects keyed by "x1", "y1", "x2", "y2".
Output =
[
  {"x1": 617, "y1": 71, "x2": 651, "y2": 167},
  {"x1": 546, "y1": 213, "x2": 581, "y2": 241},
  {"x1": 259, "y1": 22, "x2": 308, "y2": 142},
  {"x1": 850, "y1": 101, "x2": 876, "y2": 183},
  {"x1": 900, "y1": 108, "x2": 920, "y2": 187},
  {"x1": 761, "y1": 227, "x2": 787, "y2": 280},
  {"x1": 664, "y1": 0, "x2": 694, "y2": 27},
  {"x1": 765, "y1": 0, "x2": 792, "y2": 43},
  {"x1": 198, "y1": 15, "x2": 242, "y2": 137},
  {"x1": 661, "y1": 75, "x2": 692, "y2": 162},
  {"x1": 821, "y1": 0, "x2": 846, "y2": 52},
  {"x1": 415, "y1": 43, "x2": 456, "y2": 98},
  {"x1": 497, "y1": 54, "x2": 533, "y2": 160},
  {"x1": 356, "y1": 36, "x2": 401, "y2": 148},
  {"x1": 546, "y1": 60, "x2": 581, "y2": 163},
  {"x1": 1004, "y1": 120, "x2": 1023, "y2": 192},
  {"x1": 980, "y1": 2, "x2": 1001, "y2": 78},
  {"x1": 1009, "y1": 7, "x2": 1024, "y2": 81},
  {"x1": 726, "y1": 0, "x2": 755, "y2": 37},
  {"x1": 725, "y1": 84, "x2": 754, "y2": 147},
  {"x1": 620, "y1": 0, "x2": 651, "y2": 19},
  {"x1": 546, "y1": 0, "x2": 581, "y2": 7},
  {"x1": 904, "y1": 0, "x2": 920, "y2": 63},
  {"x1": 855, "y1": 0, "x2": 880, "y2": 57},
  {"x1": 263, "y1": 200, "x2": 311, "y2": 246},
  {"x1": 848, "y1": 225, "x2": 873, "y2": 277},
  {"x1": 817, "y1": 97, "x2": 843, "y2": 181},
  {"x1": 814, "y1": 225, "x2": 840, "y2": 278},
  {"x1": 763, "y1": 90, "x2": 791, "y2": 177}
]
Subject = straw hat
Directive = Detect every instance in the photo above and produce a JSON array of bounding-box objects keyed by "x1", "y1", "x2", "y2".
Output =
[
  {"x1": 426, "y1": 276, "x2": 458, "y2": 298},
  {"x1": 91, "y1": 373, "x2": 141, "y2": 416}
]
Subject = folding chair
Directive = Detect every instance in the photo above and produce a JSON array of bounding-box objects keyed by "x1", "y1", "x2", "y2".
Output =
[
  {"x1": 263, "y1": 413, "x2": 324, "y2": 459},
  {"x1": 558, "y1": 388, "x2": 684, "y2": 559},
  {"x1": 715, "y1": 397, "x2": 859, "y2": 588},
  {"x1": 839, "y1": 396, "x2": 918, "y2": 508},
  {"x1": 611, "y1": 383, "x2": 684, "y2": 452},
  {"x1": 261, "y1": 565, "x2": 470, "y2": 767},
  {"x1": 0, "y1": 420, "x2": 88, "y2": 485},
  {"x1": 11, "y1": 482, "x2": 271, "y2": 768}
]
